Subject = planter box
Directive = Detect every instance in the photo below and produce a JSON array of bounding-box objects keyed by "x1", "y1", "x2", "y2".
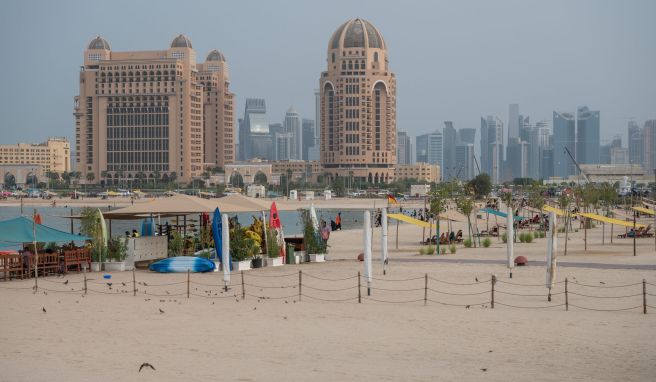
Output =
[
  {"x1": 90, "y1": 262, "x2": 103, "y2": 272},
  {"x1": 266, "y1": 257, "x2": 283, "y2": 267},
  {"x1": 296, "y1": 251, "x2": 307, "y2": 263},
  {"x1": 232, "y1": 260, "x2": 252, "y2": 272},
  {"x1": 308, "y1": 254, "x2": 325, "y2": 263},
  {"x1": 104, "y1": 261, "x2": 127, "y2": 272}
]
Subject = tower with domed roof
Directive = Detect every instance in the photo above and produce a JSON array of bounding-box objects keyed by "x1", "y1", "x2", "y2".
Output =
[{"x1": 320, "y1": 18, "x2": 397, "y2": 183}]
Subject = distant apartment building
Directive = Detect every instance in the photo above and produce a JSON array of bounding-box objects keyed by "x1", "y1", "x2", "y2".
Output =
[
  {"x1": 553, "y1": 111, "x2": 576, "y2": 178},
  {"x1": 395, "y1": 162, "x2": 440, "y2": 183},
  {"x1": 74, "y1": 35, "x2": 234, "y2": 184},
  {"x1": 397, "y1": 131, "x2": 413, "y2": 165},
  {"x1": 576, "y1": 106, "x2": 600, "y2": 164},
  {"x1": 302, "y1": 119, "x2": 315, "y2": 160},
  {"x1": 455, "y1": 143, "x2": 475, "y2": 181},
  {"x1": 0, "y1": 137, "x2": 70, "y2": 174},
  {"x1": 628, "y1": 120, "x2": 643, "y2": 166},
  {"x1": 239, "y1": 98, "x2": 272, "y2": 160},
  {"x1": 416, "y1": 131, "x2": 443, "y2": 171},
  {"x1": 442, "y1": 121, "x2": 457, "y2": 180},
  {"x1": 480, "y1": 116, "x2": 503, "y2": 183},
  {"x1": 643, "y1": 120, "x2": 656, "y2": 174}
]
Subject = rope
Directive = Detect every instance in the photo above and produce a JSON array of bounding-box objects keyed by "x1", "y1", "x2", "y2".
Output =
[
  {"x1": 569, "y1": 304, "x2": 643, "y2": 312},
  {"x1": 38, "y1": 287, "x2": 85, "y2": 294},
  {"x1": 363, "y1": 297, "x2": 425, "y2": 304},
  {"x1": 497, "y1": 280, "x2": 565, "y2": 287},
  {"x1": 39, "y1": 278, "x2": 85, "y2": 284},
  {"x1": 496, "y1": 290, "x2": 565, "y2": 297},
  {"x1": 303, "y1": 273, "x2": 359, "y2": 281},
  {"x1": 427, "y1": 299, "x2": 490, "y2": 307},
  {"x1": 302, "y1": 284, "x2": 358, "y2": 292},
  {"x1": 570, "y1": 282, "x2": 643, "y2": 289},
  {"x1": 189, "y1": 280, "x2": 241, "y2": 287},
  {"x1": 244, "y1": 272, "x2": 298, "y2": 278},
  {"x1": 370, "y1": 286, "x2": 425, "y2": 292},
  {"x1": 495, "y1": 302, "x2": 566, "y2": 309},
  {"x1": 428, "y1": 277, "x2": 490, "y2": 286},
  {"x1": 142, "y1": 291, "x2": 186, "y2": 297},
  {"x1": 302, "y1": 294, "x2": 359, "y2": 302},
  {"x1": 0, "y1": 285, "x2": 35, "y2": 290},
  {"x1": 568, "y1": 292, "x2": 643, "y2": 299},
  {"x1": 134, "y1": 281, "x2": 186, "y2": 287},
  {"x1": 245, "y1": 293, "x2": 299, "y2": 300},
  {"x1": 243, "y1": 282, "x2": 296, "y2": 289},
  {"x1": 190, "y1": 292, "x2": 237, "y2": 299},
  {"x1": 428, "y1": 288, "x2": 489, "y2": 296},
  {"x1": 365, "y1": 275, "x2": 425, "y2": 282}
]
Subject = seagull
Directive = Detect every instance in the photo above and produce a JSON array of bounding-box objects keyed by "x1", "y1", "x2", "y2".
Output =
[
  {"x1": 159, "y1": 308, "x2": 164, "y2": 314},
  {"x1": 600, "y1": 281, "x2": 606, "y2": 285},
  {"x1": 139, "y1": 363, "x2": 156, "y2": 372},
  {"x1": 122, "y1": 282, "x2": 126, "y2": 287},
  {"x1": 475, "y1": 277, "x2": 479, "y2": 282},
  {"x1": 42, "y1": 307, "x2": 47, "y2": 313},
  {"x1": 465, "y1": 305, "x2": 470, "y2": 309},
  {"x1": 64, "y1": 280, "x2": 69, "y2": 285},
  {"x1": 143, "y1": 282, "x2": 148, "y2": 286},
  {"x1": 480, "y1": 368, "x2": 487, "y2": 372}
]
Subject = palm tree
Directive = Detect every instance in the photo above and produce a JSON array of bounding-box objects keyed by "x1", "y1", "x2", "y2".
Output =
[
  {"x1": 135, "y1": 171, "x2": 146, "y2": 186},
  {"x1": 85, "y1": 172, "x2": 95, "y2": 193},
  {"x1": 152, "y1": 169, "x2": 161, "y2": 188},
  {"x1": 429, "y1": 186, "x2": 449, "y2": 253},
  {"x1": 100, "y1": 170, "x2": 108, "y2": 187},
  {"x1": 117, "y1": 168, "x2": 125, "y2": 188}
]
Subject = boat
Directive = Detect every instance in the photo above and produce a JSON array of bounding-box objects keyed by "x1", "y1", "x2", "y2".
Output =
[{"x1": 148, "y1": 256, "x2": 216, "y2": 273}]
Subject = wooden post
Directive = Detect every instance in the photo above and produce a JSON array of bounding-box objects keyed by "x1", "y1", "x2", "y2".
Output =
[
  {"x1": 584, "y1": 217, "x2": 588, "y2": 252},
  {"x1": 395, "y1": 219, "x2": 399, "y2": 250},
  {"x1": 132, "y1": 268, "x2": 136, "y2": 296},
  {"x1": 358, "y1": 271, "x2": 361, "y2": 304},
  {"x1": 187, "y1": 269, "x2": 190, "y2": 299},
  {"x1": 633, "y1": 211, "x2": 637, "y2": 257},
  {"x1": 424, "y1": 273, "x2": 428, "y2": 306},
  {"x1": 298, "y1": 270, "x2": 302, "y2": 302},
  {"x1": 643, "y1": 279, "x2": 647, "y2": 315},
  {"x1": 565, "y1": 277, "x2": 569, "y2": 312},
  {"x1": 241, "y1": 271, "x2": 245, "y2": 299},
  {"x1": 83, "y1": 266, "x2": 87, "y2": 295},
  {"x1": 491, "y1": 275, "x2": 496, "y2": 309}
]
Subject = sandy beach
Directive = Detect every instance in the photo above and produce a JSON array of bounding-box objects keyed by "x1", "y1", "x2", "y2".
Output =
[{"x1": 1, "y1": 207, "x2": 656, "y2": 381}]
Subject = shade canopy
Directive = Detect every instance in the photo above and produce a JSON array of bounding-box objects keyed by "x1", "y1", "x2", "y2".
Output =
[
  {"x1": 0, "y1": 216, "x2": 90, "y2": 244},
  {"x1": 388, "y1": 213, "x2": 447, "y2": 229},
  {"x1": 479, "y1": 208, "x2": 526, "y2": 221},
  {"x1": 632, "y1": 206, "x2": 656, "y2": 215},
  {"x1": 203, "y1": 194, "x2": 271, "y2": 213},
  {"x1": 543, "y1": 205, "x2": 567, "y2": 217},
  {"x1": 578, "y1": 212, "x2": 645, "y2": 228}
]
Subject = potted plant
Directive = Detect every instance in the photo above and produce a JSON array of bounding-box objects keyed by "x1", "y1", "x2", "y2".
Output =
[
  {"x1": 265, "y1": 227, "x2": 283, "y2": 267},
  {"x1": 229, "y1": 226, "x2": 256, "y2": 271},
  {"x1": 168, "y1": 231, "x2": 184, "y2": 257},
  {"x1": 245, "y1": 217, "x2": 265, "y2": 268},
  {"x1": 80, "y1": 207, "x2": 104, "y2": 271},
  {"x1": 104, "y1": 237, "x2": 128, "y2": 272},
  {"x1": 300, "y1": 209, "x2": 327, "y2": 262}
]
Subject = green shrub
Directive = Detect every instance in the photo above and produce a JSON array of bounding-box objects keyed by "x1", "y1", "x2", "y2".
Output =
[
  {"x1": 463, "y1": 238, "x2": 472, "y2": 248},
  {"x1": 440, "y1": 246, "x2": 447, "y2": 255},
  {"x1": 518, "y1": 233, "x2": 525, "y2": 243},
  {"x1": 449, "y1": 244, "x2": 456, "y2": 254},
  {"x1": 419, "y1": 245, "x2": 435, "y2": 255},
  {"x1": 482, "y1": 238, "x2": 491, "y2": 248},
  {"x1": 557, "y1": 227, "x2": 566, "y2": 233},
  {"x1": 525, "y1": 232, "x2": 534, "y2": 243},
  {"x1": 501, "y1": 232, "x2": 508, "y2": 243}
]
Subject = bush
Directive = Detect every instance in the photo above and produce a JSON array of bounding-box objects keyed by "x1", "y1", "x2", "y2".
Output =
[
  {"x1": 463, "y1": 238, "x2": 472, "y2": 248},
  {"x1": 525, "y1": 232, "x2": 534, "y2": 243},
  {"x1": 440, "y1": 246, "x2": 447, "y2": 255},
  {"x1": 449, "y1": 244, "x2": 456, "y2": 254},
  {"x1": 482, "y1": 238, "x2": 491, "y2": 248},
  {"x1": 501, "y1": 232, "x2": 508, "y2": 243},
  {"x1": 419, "y1": 245, "x2": 435, "y2": 255}
]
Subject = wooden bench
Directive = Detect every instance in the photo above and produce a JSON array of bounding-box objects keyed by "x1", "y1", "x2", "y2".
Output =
[
  {"x1": 1, "y1": 254, "x2": 26, "y2": 281},
  {"x1": 63, "y1": 249, "x2": 91, "y2": 273},
  {"x1": 38, "y1": 251, "x2": 60, "y2": 276}
]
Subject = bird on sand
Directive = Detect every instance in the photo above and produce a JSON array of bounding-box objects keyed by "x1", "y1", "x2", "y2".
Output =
[
  {"x1": 64, "y1": 280, "x2": 69, "y2": 285},
  {"x1": 599, "y1": 281, "x2": 606, "y2": 285},
  {"x1": 465, "y1": 305, "x2": 470, "y2": 309},
  {"x1": 480, "y1": 368, "x2": 487, "y2": 372},
  {"x1": 42, "y1": 307, "x2": 46, "y2": 313},
  {"x1": 139, "y1": 363, "x2": 155, "y2": 372},
  {"x1": 159, "y1": 308, "x2": 164, "y2": 314},
  {"x1": 475, "y1": 277, "x2": 479, "y2": 282}
]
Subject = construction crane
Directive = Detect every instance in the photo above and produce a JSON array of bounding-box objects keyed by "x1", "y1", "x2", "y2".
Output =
[
  {"x1": 473, "y1": 154, "x2": 482, "y2": 175},
  {"x1": 564, "y1": 147, "x2": 590, "y2": 184}
]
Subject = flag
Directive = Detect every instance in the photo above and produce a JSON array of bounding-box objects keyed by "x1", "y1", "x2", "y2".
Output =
[{"x1": 387, "y1": 194, "x2": 398, "y2": 204}]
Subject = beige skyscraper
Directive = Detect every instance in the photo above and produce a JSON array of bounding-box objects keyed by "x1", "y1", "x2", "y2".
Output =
[
  {"x1": 74, "y1": 35, "x2": 234, "y2": 184},
  {"x1": 320, "y1": 18, "x2": 397, "y2": 184}
]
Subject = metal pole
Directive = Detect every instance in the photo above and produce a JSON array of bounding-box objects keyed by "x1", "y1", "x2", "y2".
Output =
[
  {"x1": 357, "y1": 271, "x2": 361, "y2": 303},
  {"x1": 382, "y1": 208, "x2": 388, "y2": 275},
  {"x1": 83, "y1": 266, "x2": 87, "y2": 294},
  {"x1": 424, "y1": 273, "x2": 428, "y2": 306},
  {"x1": 643, "y1": 279, "x2": 647, "y2": 315},
  {"x1": 241, "y1": 270, "x2": 245, "y2": 300},
  {"x1": 565, "y1": 277, "x2": 569, "y2": 311},
  {"x1": 298, "y1": 270, "x2": 302, "y2": 302},
  {"x1": 132, "y1": 268, "x2": 136, "y2": 296},
  {"x1": 395, "y1": 219, "x2": 399, "y2": 250},
  {"x1": 490, "y1": 274, "x2": 495, "y2": 309},
  {"x1": 634, "y1": 210, "x2": 637, "y2": 257},
  {"x1": 187, "y1": 269, "x2": 190, "y2": 299}
]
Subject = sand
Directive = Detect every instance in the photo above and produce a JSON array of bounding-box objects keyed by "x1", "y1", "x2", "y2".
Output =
[{"x1": 1, "y1": 207, "x2": 656, "y2": 381}]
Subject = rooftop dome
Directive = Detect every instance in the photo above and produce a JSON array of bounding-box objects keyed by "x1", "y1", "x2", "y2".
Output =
[
  {"x1": 206, "y1": 49, "x2": 226, "y2": 62},
  {"x1": 88, "y1": 36, "x2": 110, "y2": 50},
  {"x1": 329, "y1": 18, "x2": 385, "y2": 50},
  {"x1": 171, "y1": 34, "x2": 193, "y2": 48}
]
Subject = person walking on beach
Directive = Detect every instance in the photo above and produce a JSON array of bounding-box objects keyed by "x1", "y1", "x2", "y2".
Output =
[{"x1": 335, "y1": 212, "x2": 342, "y2": 230}]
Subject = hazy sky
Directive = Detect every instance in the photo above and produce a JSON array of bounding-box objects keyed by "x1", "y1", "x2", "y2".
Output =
[{"x1": 1, "y1": 0, "x2": 654, "y2": 149}]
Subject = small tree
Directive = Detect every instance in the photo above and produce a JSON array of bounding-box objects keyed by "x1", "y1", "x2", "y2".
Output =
[
  {"x1": 86, "y1": 172, "x2": 95, "y2": 184},
  {"x1": 455, "y1": 193, "x2": 475, "y2": 247},
  {"x1": 468, "y1": 173, "x2": 492, "y2": 199},
  {"x1": 429, "y1": 186, "x2": 449, "y2": 248}
]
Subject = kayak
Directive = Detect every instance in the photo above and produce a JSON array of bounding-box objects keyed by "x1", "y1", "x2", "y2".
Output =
[{"x1": 148, "y1": 256, "x2": 216, "y2": 273}]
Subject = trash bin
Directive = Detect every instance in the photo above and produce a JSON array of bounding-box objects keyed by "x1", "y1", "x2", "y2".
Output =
[{"x1": 286, "y1": 244, "x2": 295, "y2": 265}]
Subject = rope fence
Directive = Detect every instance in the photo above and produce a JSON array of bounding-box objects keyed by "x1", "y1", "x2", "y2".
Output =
[{"x1": 0, "y1": 270, "x2": 651, "y2": 315}]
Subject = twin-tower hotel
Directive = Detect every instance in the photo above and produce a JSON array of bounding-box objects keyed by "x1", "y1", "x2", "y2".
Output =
[{"x1": 75, "y1": 19, "x2": 397, "y2": 184}]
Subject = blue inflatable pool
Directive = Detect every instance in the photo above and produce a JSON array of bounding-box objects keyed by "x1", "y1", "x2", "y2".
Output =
[{"x1": 148, "y1": 256, "x2": 216, "y2": 273}]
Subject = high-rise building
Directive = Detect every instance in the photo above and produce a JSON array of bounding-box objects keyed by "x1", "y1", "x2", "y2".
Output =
[
  {"x1": 397, "y1": 131, "x2": 413, "y2": 165},
  {"x1": 455, "y1": 143, "x2": 475, "y2": 181},
  {"x1": 507, "y1": 137, "x2": 528, "y2": 180},
  {"x1": 643, "y1": 120, "x2": 656, "y2": 174},
  {"x1": 480, "y1": 116, "x2": 503, "y2": 183},
  {"x1": 283, "y1": 107, "x2": 302, "y2": 160},
  {"x1": 576, "y1": 106, "x2": 600, "y2": 164},
  {"x1": 416, "y1": 131, "x2": 443, "y2": 171},
  {"x1": 628, "y1": 120, "x2": 643, "y2": 166},
  {"x1": 610, "y1": 147, "x2": 629, "y2": 165},
  {"x1": 314, "y1": 89, "x2": 321, "y2": 149},
  {"x1": 541, "y1": 148, "x2": 554, "y2": 179},
  {"x1": 302, "y1": 119, "x2": 315, "y2": 160},
  {"x1": 600, "y1": 136, "x2": 622, "y2": 164},
  {"x1": 508, "y1": 104, "x2": 519, "y2": 141},
  {"x1": 274, "y1": 132, "x2": 294, "y2": 161},
  {"x1": 199, "y1": 50, "x2": 235, "y2": 169},
  {"x1": 74, "y1": 35, "x2": 235, "y2": 183},
  {"x1": 553, "y1": 111, "x2": 576, "y2": 178},
  {"x1": 0, "y1": 138, "x2": 71, "y2": 174},
  {"x1": 239, "y1": 98, "x2": 272, "y2": 160},
  {"x1": 442, "y1": 121, "x2": 457, "y2": 180},
  {"x1": 458, "y1": 128, "x2": 476, "y2": 145},
  {"x1": 320, "y1": 18, "x2": 397, "y2": 184}
]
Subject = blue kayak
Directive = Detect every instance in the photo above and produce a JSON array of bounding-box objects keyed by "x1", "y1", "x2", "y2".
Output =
[{"x1": 148, "y1": 256, "x2": 216, "y2": 273}]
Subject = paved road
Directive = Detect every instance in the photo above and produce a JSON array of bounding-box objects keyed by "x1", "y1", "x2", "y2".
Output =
[{"x1": 395, "y1": 257, "x2": 656, "y2": 270}]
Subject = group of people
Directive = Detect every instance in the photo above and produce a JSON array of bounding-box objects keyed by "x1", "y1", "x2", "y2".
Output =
[
  {"x1": 124, "y1": 229, "x2": 140, "y2": 238},
  {"x1": 426, "y1": 230, "x2": 463, "y2": 245}
]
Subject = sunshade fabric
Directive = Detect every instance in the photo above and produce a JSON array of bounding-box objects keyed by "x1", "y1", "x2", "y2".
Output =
[
  {"x1": 479, "y1": 208, "x2": 525, "y2": 221},
  {"x1": 578, "y1": 212, "x2": 645, "y2": 228},
  {"x1": 543, "y1": 205, "x2": 567, "y2": 217},
  {"x1": 388, "y1": 213, "x2": 446, "y2": 229},
  {"x1": 632, "y1": 206, "x2": 656, "y2": 215},
  {"x1": 0, "y1": 216, "x2": 90, "y2": 243}
]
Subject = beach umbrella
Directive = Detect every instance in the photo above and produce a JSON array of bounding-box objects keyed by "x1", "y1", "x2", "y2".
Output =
[
  {"x1": 364, "y1": 211, "x2": 372, "y2": 296},
  {"x1": 221, "y1": 213, "x2": 231, "y2": 291},
  {"x1": 269, "y1": 202, "x2": 286, "y2": 258},
  {"x1": 381, "y1": 208, "x2": 388, "y2": 275},
  {"x1": 212, "y1": 208, "x2": 222, "y2": 263},
  {"x1": 310, "y1": 203, "x2": 319, "y2": 232},
  {"x1": 506, "y1": 205, "x2": 514, "y2": 278},
  {"x1": 97, "y1": 209, "x2": 108, "y2": 263},
  {"x1": 546, "y1": 211, "x2": 558, "y2": 301}
]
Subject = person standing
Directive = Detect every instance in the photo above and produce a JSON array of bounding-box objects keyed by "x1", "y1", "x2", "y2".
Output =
[{"x1": 335, "y1": 212, "x2": 342, "y2": 230}]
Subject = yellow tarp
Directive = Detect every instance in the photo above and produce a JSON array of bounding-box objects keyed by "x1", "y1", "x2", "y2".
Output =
[
  {"x1": 543, "y1": 205, "x2": 567, "y2": 216},
  {"x1": 579, "y1": 212, "x2": 645, "y2": 228},
  {"x1": 388, "y1": 213, "x2": 446, "y2": 229},
  {"x1": 632, "y1": 206, "x2": 656, "y2": 215}
]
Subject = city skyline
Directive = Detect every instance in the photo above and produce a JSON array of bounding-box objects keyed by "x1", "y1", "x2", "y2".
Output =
[{"x1": 1, "y1": 0, "x2": 654, "y2": 148}]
